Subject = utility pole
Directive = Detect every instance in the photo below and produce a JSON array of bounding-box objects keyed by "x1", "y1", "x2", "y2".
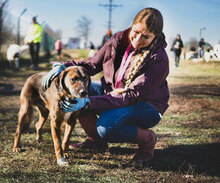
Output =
[
  {"x1": 99, "y1": 0, "x2": 122, "y2": 31},
  {"x1": 199, "y1": 27, "x2": 206, "y2": 40},
  {"x1": 17, "y1": 8, "x2": 27, "y2": 45}
]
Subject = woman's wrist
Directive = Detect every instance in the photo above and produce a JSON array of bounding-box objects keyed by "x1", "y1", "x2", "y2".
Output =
[{"x1": 83, "y1": 97, "x2": 90, "y2": 110}]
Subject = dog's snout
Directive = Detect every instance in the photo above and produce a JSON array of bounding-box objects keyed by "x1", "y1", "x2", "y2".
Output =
[{"x1": 80, "y1": 90, "x2": 88, "y2": 97}]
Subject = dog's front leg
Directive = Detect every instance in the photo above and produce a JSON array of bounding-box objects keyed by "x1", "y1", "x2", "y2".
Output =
[
  {"x1": 50, "y1": 119, "x2": 68, "y2": 166},
  {"x1": 62, "y1": 117, "x2": 77, "y2": 158}
]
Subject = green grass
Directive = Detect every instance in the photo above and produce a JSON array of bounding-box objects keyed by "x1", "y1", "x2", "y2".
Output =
[
  {"x1": 168, "y1": 60, "x2": 220, "y2": 85},
  {"x1": 0, "y1": 54, "x2": 220, "y2": 182},
  {"x1": 78, "y1": 49, "x2": 90, "y2": 59}
]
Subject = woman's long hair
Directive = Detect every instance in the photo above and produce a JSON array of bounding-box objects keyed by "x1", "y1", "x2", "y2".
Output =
[{"x1": 125, "y1": 8, "x2": 163, "y2": 88}]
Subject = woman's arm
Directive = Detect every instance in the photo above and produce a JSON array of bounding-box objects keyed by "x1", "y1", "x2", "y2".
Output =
[{"x1": 89, "y1": 52, "x2": 169, "y2": 110}]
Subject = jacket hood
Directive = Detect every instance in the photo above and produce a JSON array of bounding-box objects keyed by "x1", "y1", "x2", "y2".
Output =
[{"x1": 153, "y1": 33, "x2": 167, "y2": 51}]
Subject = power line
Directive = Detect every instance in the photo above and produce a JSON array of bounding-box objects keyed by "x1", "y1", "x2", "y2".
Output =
[{"x1": 99, "y1": 0, "x2": 122, "y2": 31}]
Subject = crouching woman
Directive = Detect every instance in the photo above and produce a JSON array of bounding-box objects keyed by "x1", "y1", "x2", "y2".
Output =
[{"x1": 42, "y1": 7, "x2": 170, "y2": 162}]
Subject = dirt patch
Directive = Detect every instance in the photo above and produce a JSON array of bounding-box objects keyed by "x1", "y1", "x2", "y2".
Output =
[{"x1": 170, "y1": 84, "x2": 220, "y2": 96}]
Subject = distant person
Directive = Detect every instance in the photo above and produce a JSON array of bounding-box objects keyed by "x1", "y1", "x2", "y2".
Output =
[
  {"x1": 89, "y1": 41, "x2": 95, "y2": 58},
  {"x1": 198, "y1": 38, "x2": 205, "y2": 58},
  {"x1": 54, "y1": 39, "x2": 63, "y2": 60},
  {"x1": 102, "y1": 29, "x2": 112, "y2": 46},
  {"x1": 90, "y1": 41, "x2": 95, "y2": 49},
  {"x1": 171, "y1": 34, "x2": 183, "y2": 67},
  {"x1": 24, "y1": 17, "x2": 43, "y2": 70},
  {"x1": 42, "y1": 7, "x2": 169, "y2": 164}
]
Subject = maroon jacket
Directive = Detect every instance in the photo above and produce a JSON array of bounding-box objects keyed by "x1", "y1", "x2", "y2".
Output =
[{"x1": 64, "y1": 28, "x2": 170, "y2": 114}]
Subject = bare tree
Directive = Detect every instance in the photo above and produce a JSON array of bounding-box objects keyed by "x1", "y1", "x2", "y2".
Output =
[
  {"x1": 0, "y1": 0, "x2": 9, "y2": 53},
  {"x1": 55, "y1": 29, "x2": 62, "y2": 39},
  {"x1": 75, "y1": 16, "x2": 91, "y2": 48}
]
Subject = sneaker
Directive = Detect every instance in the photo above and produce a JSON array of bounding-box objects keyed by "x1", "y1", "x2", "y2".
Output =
[
  {"x1": 30, "y1": 65, "x2": 40, "y2": 70},
  {"x1": 30, "y1": 64, "x2": 35, "y2": 69},
  {"x1": 33, "y1": 66, "x2": 40, "y2": 70},
  {"x1": 175, "y1": 62, "x2": 179, "y2": 68}
]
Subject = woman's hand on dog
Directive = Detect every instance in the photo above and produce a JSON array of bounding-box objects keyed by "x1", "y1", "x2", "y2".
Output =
[
  {"x1": 59, "y1": 98, "x2": 90, "y2": 112},
  {"x1": 42, "y1": 64, "x2": 66, "y2": 91}
]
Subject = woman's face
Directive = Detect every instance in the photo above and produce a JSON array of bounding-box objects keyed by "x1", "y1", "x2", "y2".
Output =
[{"x1": 129, "y1": 23, "x2": 155, "y2": 50}]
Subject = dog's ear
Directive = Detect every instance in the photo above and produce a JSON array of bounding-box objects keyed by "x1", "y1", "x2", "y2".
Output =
[
  {"x1": 79, "y1": 67, "x2": 91, "y2": 92},
  {"x1": 58, "y1": 70, "x2": 71, "y2": 95},
  {"x1": 83, "y1": 68, "x2": 91, "y2": 91},
  {"x1": 54, "y1": 70, "x2": 66, "y2": 93},
  {"x1": 54, "y1": 76, "x2": 60, "y2": 91}
]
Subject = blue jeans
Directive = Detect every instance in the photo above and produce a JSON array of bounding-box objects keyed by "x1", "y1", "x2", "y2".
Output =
[
  {"x1": 198, "y1": 47, "x2": 204, "y2": 58},
  {"x1": 89, "y1": 82, "x2": 161, "y2": 143},
  {"x1": 174, "y1": 54, "x2": 180, "y2": 67}
]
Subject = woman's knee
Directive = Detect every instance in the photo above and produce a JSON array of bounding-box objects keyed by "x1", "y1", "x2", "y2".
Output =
[
  {"x1": 96, "y1": 124, "x2": 121, "y2": 141},
  {"x1": 96, "y1": 125, "x2": 112, "y2": 138}
]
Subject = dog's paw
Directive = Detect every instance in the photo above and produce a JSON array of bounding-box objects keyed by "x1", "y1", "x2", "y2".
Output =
[
  {"x1": 13, "y1": 147, "x2": 21, "y2": 153},
  {"x1": 57, "y1": 157, "x2": 69, "y2": 166},
  {"x1": 63, "y1": 153, "x2": 69, "y2": 159},
  {"x1": 36, "y1": 137, "x2": 42, "y2": 143}
]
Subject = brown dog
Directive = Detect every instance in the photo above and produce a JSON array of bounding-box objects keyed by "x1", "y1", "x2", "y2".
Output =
[{"x1": 13, "y1": 66, "x2": 90, "y2": 166}]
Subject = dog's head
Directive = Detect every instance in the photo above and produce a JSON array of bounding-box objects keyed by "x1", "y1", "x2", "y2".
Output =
[{"x1": 55, "y1": 66, "x2": 90, "y2": 99}]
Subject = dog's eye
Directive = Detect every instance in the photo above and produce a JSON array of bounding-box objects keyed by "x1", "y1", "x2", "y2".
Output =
[
  {"x1": 83, "y1": 77, "x2": 88, "y2": 82},
  {"x1": 72, "y1": 76, "x2": 79, "y2": 82}
]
